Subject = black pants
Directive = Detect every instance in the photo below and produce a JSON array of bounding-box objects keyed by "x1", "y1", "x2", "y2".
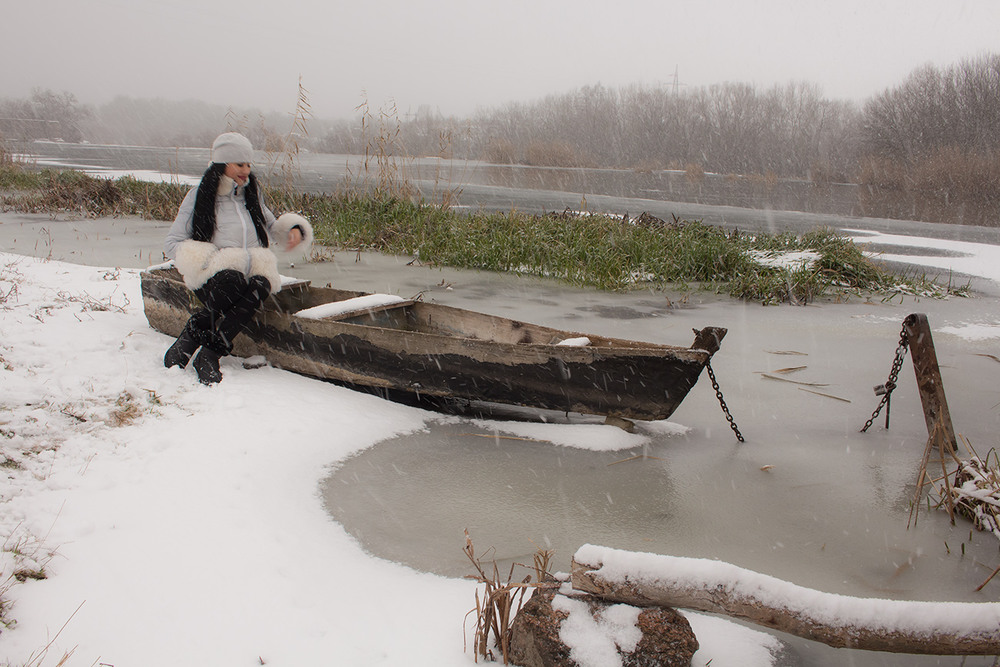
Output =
[{"x1": 185, "y1": 270, "x2": 271, "y2": 356}]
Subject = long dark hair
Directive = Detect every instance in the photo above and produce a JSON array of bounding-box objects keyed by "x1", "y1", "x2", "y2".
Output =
[{"x1": 191, "y1": 163, "x2": 269, "y2": 247}]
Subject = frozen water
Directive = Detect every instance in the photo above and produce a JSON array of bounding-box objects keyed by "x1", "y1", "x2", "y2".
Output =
[{"x1": 2, "y1": 203, "x2": 998, "y2": 665}]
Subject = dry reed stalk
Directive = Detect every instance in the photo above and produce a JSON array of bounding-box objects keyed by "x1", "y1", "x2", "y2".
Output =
[
  {"x1": 428, "y1": 126, "x2": 468, "y2": 209},
  {"x1": 909, "y1": 430, "x2": 1000, "y2": 591},
  {"x1": 463, "y1": 531, "x2": 554, "y2": 664},
  {"x1": 798, "y1": 387, "x2": 851, "y2": 403},
  {"x1": 908, "y1": 419, "x2": 959, "y2": 529},
  {"x1": 275, "y1": 77, "x2": 312, "y2": 193},
  {"x1": 759, "y1": 373, "x2": 829, "y2": 387},
  {"x1": 532, "y1": 547, "x2": 554, "y2": 584},
  {"x1": 20, "y1": 601, "x2": 83, "y2": 667},
  {"x1": 349, "y1": 97, "x2": 417, "y2": 201},
  {"x1": 977, "y1": 563, "x2": 1000, "y2": 592}
]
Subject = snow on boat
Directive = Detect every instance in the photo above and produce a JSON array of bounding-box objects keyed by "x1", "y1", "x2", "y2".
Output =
[{"x1": 140, "y1": 267, "x2": 726, "y2": 422}]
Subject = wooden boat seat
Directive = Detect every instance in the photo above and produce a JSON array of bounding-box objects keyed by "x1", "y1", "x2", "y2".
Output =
[
  {"x1": 278, "y1": 276, "x2": 311, "y2": 293},
  {"x1": 294, "y1": 293, "x2": 415, "y2": 322}
]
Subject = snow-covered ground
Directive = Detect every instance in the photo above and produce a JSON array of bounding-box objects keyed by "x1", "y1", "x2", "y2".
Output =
[
  {"x1": 0, "y1": 253, "x2": 783, "y2": 666},
  {"x1": 2, "y1": 210, "x2": 1000, "y2": 666}
]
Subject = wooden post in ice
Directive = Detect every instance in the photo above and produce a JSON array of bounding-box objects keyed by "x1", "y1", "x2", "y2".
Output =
[{"x1": 904, "y1": 313, "x2": 957, "y2": 453}]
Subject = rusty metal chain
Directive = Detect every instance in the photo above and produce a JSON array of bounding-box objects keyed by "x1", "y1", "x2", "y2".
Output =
[
  {"x1": 706, "y1": 361, "x2": 744, "y2": 443},
  {"x1": 860, "y1": 324, "x2": 909, "y2": 433}
]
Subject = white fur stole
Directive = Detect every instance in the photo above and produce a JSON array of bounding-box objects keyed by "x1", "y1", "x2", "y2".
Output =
[{"x1": 174, "y1": 240, "x2": 281, "y2": 295}]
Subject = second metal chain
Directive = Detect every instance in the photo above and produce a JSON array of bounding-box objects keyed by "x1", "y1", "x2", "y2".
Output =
[{"x1": 860, "y1": 324, "x2": 909, "y2": 433}]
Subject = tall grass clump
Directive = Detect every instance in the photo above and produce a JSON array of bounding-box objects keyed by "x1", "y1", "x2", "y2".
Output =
[
  {"x1": 729, "y1": 228, "x2": 898, "y2": 304},
  {"x1": 300, "y1": 200, "x2": 955, "y2": 302},
  {"x1": 0, "y1": 141, "x2": 45, "y2": 192},
  {"x1": 0, "y1": 168, "x2": 189, "y2": 220}
]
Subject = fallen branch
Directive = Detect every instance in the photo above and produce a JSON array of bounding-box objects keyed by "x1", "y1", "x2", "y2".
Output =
[{"x1": 571, "y1": 545, "x2": 1000, "y2": 655}]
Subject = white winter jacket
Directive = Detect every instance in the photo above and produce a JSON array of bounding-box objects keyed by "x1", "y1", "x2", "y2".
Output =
[{"x1": 164, "y1": 175, "x2": 311, "y2": 294}]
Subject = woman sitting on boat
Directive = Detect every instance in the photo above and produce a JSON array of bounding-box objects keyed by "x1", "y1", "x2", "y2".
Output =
[{"x1": 162, "y1": 131, "x2": 312, "y2": 384}]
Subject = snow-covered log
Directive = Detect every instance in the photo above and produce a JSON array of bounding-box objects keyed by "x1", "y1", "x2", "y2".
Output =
[{"x1": 571, "y1": 545, "x2": 1000, "y2": 655}]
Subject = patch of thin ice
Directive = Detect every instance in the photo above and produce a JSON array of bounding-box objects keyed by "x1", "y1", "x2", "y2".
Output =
[
  {"x1": 846, "y1": 229, "x2": 1000, "y2": 284},
  {"x1": 937, "y1": 322, "x2": 1000, "y2": 340}
]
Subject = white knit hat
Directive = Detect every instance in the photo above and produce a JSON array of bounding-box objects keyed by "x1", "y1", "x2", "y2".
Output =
[{"x1": 211, "y1": 132, "x2": 254, "y2": 164}]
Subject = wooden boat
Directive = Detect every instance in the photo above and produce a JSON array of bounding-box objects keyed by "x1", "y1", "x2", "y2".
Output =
[{"x1": 140, "y1": 267, "x2": 726, "y2": 422}]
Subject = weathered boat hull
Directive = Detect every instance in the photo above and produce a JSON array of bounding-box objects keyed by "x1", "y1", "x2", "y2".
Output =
[{"x1": 141, "y1": 268, "x2": 725, "y2": 421}]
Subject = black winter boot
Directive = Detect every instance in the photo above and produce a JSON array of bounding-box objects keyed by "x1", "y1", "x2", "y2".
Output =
[
  {"x1": 163, "y1": 323, "x2": 201, "y2": 369},
  {"x1": 213, "y1": 274, "x2": 272, "y2": 351},
  {"x1": 192, "y1": 347, "x2": 222, "y2": 385}
]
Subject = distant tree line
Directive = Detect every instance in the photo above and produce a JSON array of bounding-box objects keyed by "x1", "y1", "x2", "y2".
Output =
[
  {"x1": 2, "y1": 53, "x2": 998, "y2": 223},
  {"x1": 0, "y1": 89, "x2": 91, "y2": 143},
  {"x1": 862, "y1": 55, "x2": 1000, "y2": 161},
  {"x1": 313, "y1": 82, "x2": 861, "y2": 181},
  {"x1": 856, "y1": 54, "x2": 1000, "y2": 221},
  {"x1": 463, "y1": 81, "x2": 860, "y2": 181},
  {"x1": 0, "y1": 92, "x2": 315, "y2": 154},
  {"x1": 315, "y1": 53, "x2": 1000, "y2": 223}
]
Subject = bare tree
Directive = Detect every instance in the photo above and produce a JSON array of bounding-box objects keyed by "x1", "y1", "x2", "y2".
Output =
[
  {"x1": 862, "y1": 54, "x2": 1000, "y2": 161},
  {"x1": 0, "y1": 89, "x2": 91, "y2": 142}
]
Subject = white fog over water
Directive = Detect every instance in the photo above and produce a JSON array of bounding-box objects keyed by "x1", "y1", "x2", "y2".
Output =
[{"x1": 5, "y1": 1, "x2": 1000, "y2": 119}]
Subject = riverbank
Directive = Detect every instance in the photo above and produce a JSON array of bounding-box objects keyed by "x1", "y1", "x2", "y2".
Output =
[{"x1": 0, "y1": 159, "x2": 978, "y2": 302}]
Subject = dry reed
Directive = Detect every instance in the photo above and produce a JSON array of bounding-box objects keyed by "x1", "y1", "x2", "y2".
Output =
[
  {"x1": 463, "y1": 530, "x2": 555, "y2": 664},
  {"x1": 909, "y1": 428, "x2": 1000, "y2": 590}
]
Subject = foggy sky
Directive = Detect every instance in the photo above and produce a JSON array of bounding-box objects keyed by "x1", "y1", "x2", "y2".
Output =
[{"x1": 5, "y1": 0, "x2": 999, "y2": 121}]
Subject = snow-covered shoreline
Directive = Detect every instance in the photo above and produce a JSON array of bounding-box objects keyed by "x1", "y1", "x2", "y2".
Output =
[
  {"x1": 0, "y1": 253, "x2": 783, "y2": 666},
  {"x1": 4, "y1": 207, "x2": 1000, "y2": 665}
]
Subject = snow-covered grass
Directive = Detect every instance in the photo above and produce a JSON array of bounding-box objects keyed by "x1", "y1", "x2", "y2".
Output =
[
  {"x1": 748, "y1": 249, "x2": 822, "y2": 269},
  {"x1": 0, "y1": 252, "x2": 780, "y2": 666}
]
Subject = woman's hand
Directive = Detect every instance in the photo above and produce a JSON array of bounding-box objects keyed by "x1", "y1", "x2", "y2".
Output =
[{"x1": 285, "y1": 227, "x2": 304, "y2": 251}]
